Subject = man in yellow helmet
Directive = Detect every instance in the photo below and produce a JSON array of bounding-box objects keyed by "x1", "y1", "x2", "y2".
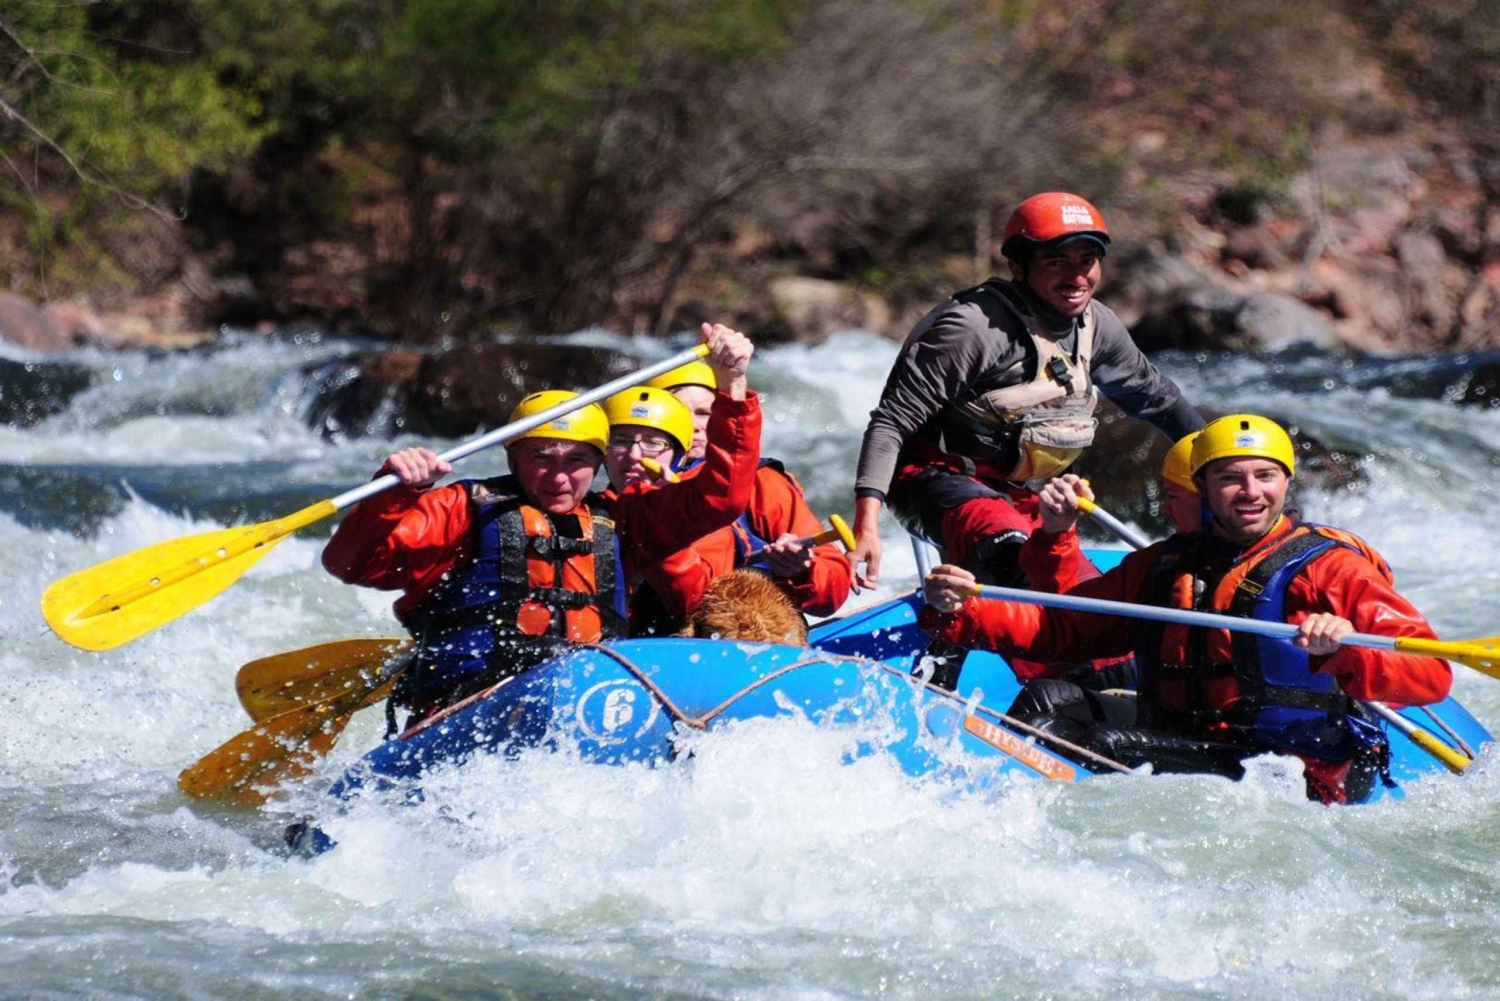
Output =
[
  {"x1": 323, "y1": 323, "x2": 760, "y2": 720},
  {"x1": 645, "y1": 360, "x2": 853, "y2": 621},
  {"x1": 322, "y1": 391, "x2": 623, "y2": 725},
  {"x1": 645, "y1": 359, "x2": 717, "y2": 458},
  {"x1": 920, "y1": 413, "x2": 1452, "y2": 803},
  {"x1": 598, "y1": 326, "x2": 766, "y2": 635}
]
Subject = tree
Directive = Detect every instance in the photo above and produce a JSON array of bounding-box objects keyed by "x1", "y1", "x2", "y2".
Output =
[{"x1": 0, "y1": 2, "x2": 263, "y2": 298}]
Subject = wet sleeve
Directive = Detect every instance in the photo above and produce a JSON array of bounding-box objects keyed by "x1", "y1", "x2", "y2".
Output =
[
  {"x1": 321, "y1": 479, "x2": 472, "y2": 594},
  {"x1": 617, "y1": 392, "x2": 761, "y2": 573},
  {"x1": 1290, "y1": 551, "x2": 1453, "y2": 706},
  {"x1": 753, "y1": 466, "x2": 852, "y2": 617},
  {"x1": 854, "y1": 304, "x2": 993, "y2": 499},
  {"x1": 1018, "y1": 527, "x2": 1102, "y2": 594},
  {"x1": 1089, "y1": 308, "x2": 1205, "y2": 441},
  {"x1": 638, "y1": 546, "x2": 719, "y2": 617},
  {"x1": 920, "y1": 548, "x2": 1155, "y2": 661}
]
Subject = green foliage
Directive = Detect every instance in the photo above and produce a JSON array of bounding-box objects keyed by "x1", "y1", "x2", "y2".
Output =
[
  {"x1": 1, "y1": 2, "x2": 269, "y2": 296},
  {"x1": 12, "y1": 0, "x2": 1487, "y2": 339}
]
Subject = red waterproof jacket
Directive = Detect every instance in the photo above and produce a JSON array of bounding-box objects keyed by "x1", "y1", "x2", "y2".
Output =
[
  {"x1": 922, "y1": 516, "x2": 1452, "y2": 708},
  {"x1": 648, "y1": 463, "x2": 853, "y2": 618},
  {"x1": 323, "y1": 392, "x2": 762, "y2": 619},
  {"x1": 1019, "y1": 527, "x2": 1102, "y2": 595}
]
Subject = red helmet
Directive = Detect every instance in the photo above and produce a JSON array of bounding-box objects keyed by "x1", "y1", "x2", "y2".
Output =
[{"x1": 1000, "y1": 192, "x2": 1110, "y2": 259}]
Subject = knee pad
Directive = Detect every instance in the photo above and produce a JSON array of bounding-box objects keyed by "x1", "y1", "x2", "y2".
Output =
[{"x1": 967, "y1": 529, "x2": 1029, "y2": 586}]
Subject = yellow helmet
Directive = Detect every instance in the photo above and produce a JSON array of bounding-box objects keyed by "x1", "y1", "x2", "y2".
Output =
[
  {"x1": 644, "y1": 359, "x2": 717, "y2": 393},
  {"x1": 1161, "y1": 433, "x2": 1200, "y2": 493},
  {"x1": 506, "y1": 390, "x2": 609, "y2": 454},
  {"x1": 602, "y1": 387, "x2": 694, "y2": 454},
  {"x1": 1189, "y1": 414, "x2": 1296, "y2": 477}
]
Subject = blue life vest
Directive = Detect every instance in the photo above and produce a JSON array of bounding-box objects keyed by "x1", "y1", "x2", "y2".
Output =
[
  {"x1": 1134, "y1": 526, "x2": 1365, "y2": 761},
  {"x1": 395, "y1": 476, "x2": 624, "y2": 713}
]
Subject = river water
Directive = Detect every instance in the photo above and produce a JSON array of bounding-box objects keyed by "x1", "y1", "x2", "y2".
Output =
[{"x1": 2, "y1": 331, "x2": 1498, "y2": 999}]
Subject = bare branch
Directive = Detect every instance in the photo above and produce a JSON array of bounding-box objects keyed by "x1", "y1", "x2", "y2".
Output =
[{"x1": 0, "y1": 92, "x2": 181, "y2": 221}]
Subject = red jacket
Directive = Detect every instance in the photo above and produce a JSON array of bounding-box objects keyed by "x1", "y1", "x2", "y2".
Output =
[
  {"x1": 646, "y1": 463, "x2": 853, "y2": 617},
  {"x1": 323, "y1": 392, "x2": 763, "y2": 620},
  {"x1": 1019, "y1": 527, "x2": 1101, "y2": 595},
  {"x1": 923, "y1": 516, "x2": 1451, "y2": 708},
  {"x1": 1010, "y1": 527, "x2": 1129, "y2": 683}
]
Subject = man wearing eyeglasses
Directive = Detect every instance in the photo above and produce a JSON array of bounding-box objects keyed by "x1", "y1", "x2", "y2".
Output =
[
  {"x1": 322, "y1": 323, "x2": 760, "y2": 721},
  {"x1": 598, "y1": 328, "x2": 768, "y2": 634},
  {"x1": 640, "y1": 361, "x2": 852, "y2": 624}
]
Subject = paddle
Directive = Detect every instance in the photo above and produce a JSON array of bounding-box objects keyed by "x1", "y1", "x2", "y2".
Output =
[
  {"x1": 970, "y1": 585, "x2": 1498, "y2": 676},
  {"x1": 180, "y1": 646, "x2": 412, "y2": 806},
  {"x1": 236, "y1": 637, "x2": 413, "y2": 722},
  {"x1": 1070, "y1": 500, "x2": 1479, "y2": 772},
  {"x1": 1362, "y1": 700, "x2": 1472, "y2": 775},
  {"x1": 43, "y1": 344, "x2": 711, "y2": 651},
  {"x1": 639, "y1": 456, "x2": 678, "y2": 483},
  {"x1": 1075, "y1": 496, "x2": 1150, "y2": 550},
  {"x1": 743, "y1": 514, "x2": 857, "y2": 565}
]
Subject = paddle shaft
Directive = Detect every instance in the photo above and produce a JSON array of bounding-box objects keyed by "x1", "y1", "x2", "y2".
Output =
[
  {"x1": 1075, "y1": 496, "x2": 1151, "y2": 550},
  {"x1": 743, "y1": 528, "x2": 842, "y2": 565},
  {"x1": 1363, "y1": 700, "x2": 1472, "y2": 774},
  {"x1": 329, "y1": 344, "x2": 710, "y2": 511},
  {"x1": 1073, "y1": 502, "x2": 1474, "y2": 772},
  {"x1": 743, "y1": 515, "x2": 856, "y2": 565},
  {"x1": 982, "y1": 580, "x2": 1412, "y2": 655}
]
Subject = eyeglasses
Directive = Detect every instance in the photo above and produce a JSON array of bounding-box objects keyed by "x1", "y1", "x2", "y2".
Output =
[{"x1": 607, "y1": 432, "x2": 674, "y2": 457}]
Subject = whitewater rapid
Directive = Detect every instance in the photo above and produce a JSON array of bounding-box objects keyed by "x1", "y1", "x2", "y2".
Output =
[{"x1": 2, "y1": 331, "x2": 1499, "y2": 999}]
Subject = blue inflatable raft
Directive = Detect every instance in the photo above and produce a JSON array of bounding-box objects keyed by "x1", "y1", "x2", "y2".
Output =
[{"x1": 326, "y1": 571, "x2": 1491, "y2": 806}]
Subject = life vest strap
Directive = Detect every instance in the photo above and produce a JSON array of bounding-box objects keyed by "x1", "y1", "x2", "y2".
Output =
[
  {"x1": 1136, "y1": 526, "x2": 1355, "y2": 746},
  {"x1": 528, "y1": 534, "x2": 595, "y2": 558}
]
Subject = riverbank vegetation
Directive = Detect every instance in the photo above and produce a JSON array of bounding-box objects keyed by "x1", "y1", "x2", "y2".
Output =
[{"x1": 3, "y1": 1, "x2": 1499, "y2": 349}]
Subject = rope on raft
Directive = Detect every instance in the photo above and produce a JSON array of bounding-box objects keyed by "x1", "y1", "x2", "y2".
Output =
[{"x1": 581, "y1": 642, "x2": 1135, "y2": 776}]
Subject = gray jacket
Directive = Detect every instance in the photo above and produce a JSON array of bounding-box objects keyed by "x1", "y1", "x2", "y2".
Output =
[{"x1": 854, "y1": 280, "x2": 1204, "y2": 499}]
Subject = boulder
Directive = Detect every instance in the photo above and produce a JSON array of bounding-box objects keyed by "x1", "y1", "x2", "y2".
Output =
[
  {"x1": 1131, "y1": 285, "x2": 1335, "y2": 352},
  {"x1": 1099, "y1": 250, "x2": 1216, "y2": 329},
  {"x1": 0, "y1": 357, "x2": 93, "y2": 427},
  {"x1": 768, "y1": 277, "x2": 887, "y2": 344},
  {"x1": 303, "y1": 341, "x2": 640, "y2": 439},
  {"x1": 1451, "y1": 359, "x2": 1500, "y2": 410},
  {"x1": 43, "y1": 301, "x2": 110, "y2": 346},
  {"x1": 0, "y1": 292, "x2": 65, "y2": 352}
]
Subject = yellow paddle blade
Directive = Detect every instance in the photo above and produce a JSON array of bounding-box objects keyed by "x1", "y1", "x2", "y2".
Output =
[
  {"x1": 179, "y1": 698, "x2": 357, "y2": 807},
  {"x1": 1394, "y1": 635, "x2": 1500, "y2": 678},
  {"x1": 829, "y1": 514, "x2": 857, "y2": 553},
  {"x1": 236, "y1": 638, "x2": 412, "y2": 721},
  {"x1": 42, "y1": 500, "x2": 337, "y2": 651},
  {"x1": 184, "y1": 647, "x2": 409, "y2": 805}
]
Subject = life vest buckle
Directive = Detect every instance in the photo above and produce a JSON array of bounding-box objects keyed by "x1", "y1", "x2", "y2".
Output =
[
  {"x1": 529, "y1": 586, "x2": 593, "y2": 610},
  {"x1": 1045, "y1": 355, "x2": 1075, "y2": 392},
  {"x1": 528, "y1": 535, "x2": 592, "y2": 558}
]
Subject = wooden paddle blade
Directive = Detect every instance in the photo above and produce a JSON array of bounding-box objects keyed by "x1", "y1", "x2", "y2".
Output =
[
  {"x1": 42, "y1": 500, "x2": 337, "y2": 651},
  {"x1": 236, "y1": 638, "x2": 412, "y2": 721},
  {"x1": 178, "y1": 697, "x2": 358, "y2": 807}
]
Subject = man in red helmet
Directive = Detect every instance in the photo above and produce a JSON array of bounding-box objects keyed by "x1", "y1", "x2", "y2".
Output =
[{"x1": 849, "y1": 191, "x2": 1204, "y2": 591}]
